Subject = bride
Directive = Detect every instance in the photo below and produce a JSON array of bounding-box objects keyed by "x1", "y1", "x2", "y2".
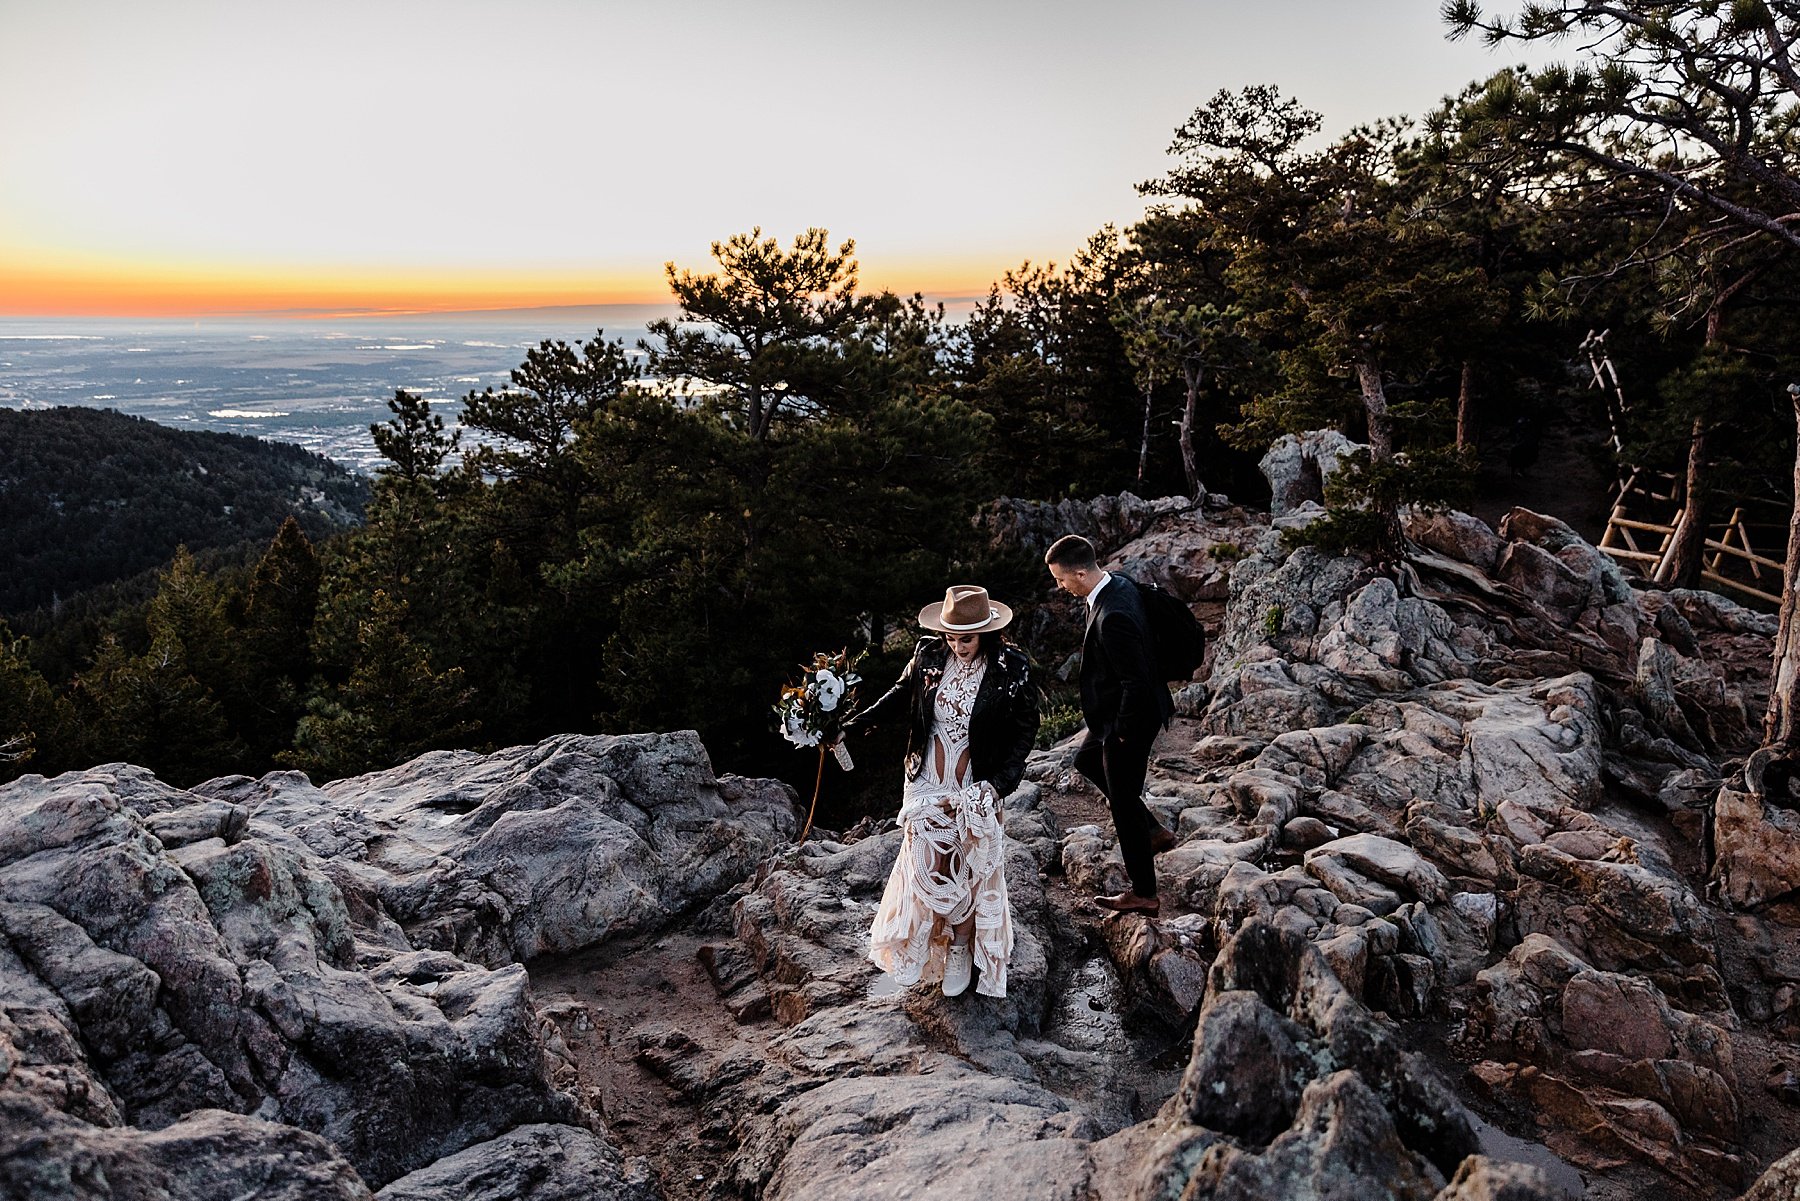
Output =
[{"x1": 843, "y1": 585, "x2": 1040, "y2": 997}]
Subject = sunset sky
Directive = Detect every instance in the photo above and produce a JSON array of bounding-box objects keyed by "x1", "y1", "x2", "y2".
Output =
[{"x1": 0, "y1": 1, "x2": 1532, "y2": 317}]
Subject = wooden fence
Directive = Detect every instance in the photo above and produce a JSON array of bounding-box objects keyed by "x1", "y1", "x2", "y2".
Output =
[
  {"x1": 1598, "y1": 479, "x2": 1786, "y2": 606},
  {"x1": 1585, "y1": 329, "x2": 1787, "y2": 608}
]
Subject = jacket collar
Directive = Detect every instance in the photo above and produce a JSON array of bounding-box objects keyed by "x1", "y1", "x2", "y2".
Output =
[{"x1": 1085, "y1": 570, "x2": 1114, "y2": 611}]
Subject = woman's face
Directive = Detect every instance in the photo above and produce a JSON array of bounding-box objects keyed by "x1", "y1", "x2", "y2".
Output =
[{"x1": 945, "y1": 632, "x2": 981, "y2": 664}]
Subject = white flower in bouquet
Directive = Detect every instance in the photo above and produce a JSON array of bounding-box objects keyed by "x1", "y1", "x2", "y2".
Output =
[
  {"x1": 782, "y1": 709, "x2": 821, "y2": 748},
  {"x1": 776, "y1": 647, "x2": 865, "y2": 842}
]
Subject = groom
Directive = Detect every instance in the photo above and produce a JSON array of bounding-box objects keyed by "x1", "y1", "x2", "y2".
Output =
[{"x1": 1045, "y1": 535, "x2": 1176, "y2": 915}]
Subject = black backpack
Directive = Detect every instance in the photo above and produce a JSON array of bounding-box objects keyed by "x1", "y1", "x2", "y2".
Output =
[{"x1": 1133, "y1": 577, "x2": 1207, "y2": 683}]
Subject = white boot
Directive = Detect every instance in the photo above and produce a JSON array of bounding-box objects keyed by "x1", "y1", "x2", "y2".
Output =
[{"x1": 942, "y1": 943, "x2": 973, "y2": 997}]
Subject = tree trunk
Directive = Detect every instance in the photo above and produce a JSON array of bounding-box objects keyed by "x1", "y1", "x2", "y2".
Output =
[
  {"x1": 1455, "y1": 360, "x2": 1475, "y2": 450},
  {"x1": 1661, "y1": 416, "x2": 1710, "y2": 588},
  {"x1": 748, "y1": 381, "x2": 767, "y2": 440},
  {"x1": 1137, "y1": 381, "x2": 1153, "y2": 486},
  {"x1": 1764, "y1": 386, "x2": 1800, "y2": 754},
  {"x1": 1663, "y1": 289, "x2": 1738, "y2": 588},
  {"x1": 1179, "y1": 364, "x2": 1203, "y2": 500},
  {"x1": 1354, "y1": 349, "x2": 1404, "y2": 560},
  {"x1": 1354, "y1": 352, "x2": 1393, "y2": 462}
]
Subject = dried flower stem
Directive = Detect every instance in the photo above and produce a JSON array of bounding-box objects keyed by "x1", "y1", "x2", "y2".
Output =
[{"x1": 798, "y1": 744, "x2": 826, "y2": 843}]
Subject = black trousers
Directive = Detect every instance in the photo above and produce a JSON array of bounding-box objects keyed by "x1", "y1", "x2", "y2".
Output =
[{"x1": 1074, "y1": 731, "x2": 1159, "y2": 897}]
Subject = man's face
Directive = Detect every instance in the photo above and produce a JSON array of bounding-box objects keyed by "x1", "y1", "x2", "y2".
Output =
[{"x1": 1048, "y1": 562, "x2": 1093, "y2": 598}]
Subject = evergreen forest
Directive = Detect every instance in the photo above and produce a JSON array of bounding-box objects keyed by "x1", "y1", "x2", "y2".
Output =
[
  {"x1": 0, "y1": 406, "x2": 367, "y2": 615},
  {"x1": 8, "y1": 7, "x2": 1800, "y2": 808}
]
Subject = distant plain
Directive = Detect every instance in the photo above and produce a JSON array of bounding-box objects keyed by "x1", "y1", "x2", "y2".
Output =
[{"x1": 0, "y1": 306, "x2": 675, "y2": 473}]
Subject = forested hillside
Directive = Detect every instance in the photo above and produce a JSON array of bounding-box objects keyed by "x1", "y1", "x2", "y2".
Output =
[{"x1": 0, "y1": 406, "x2": 367, "y2": 614}]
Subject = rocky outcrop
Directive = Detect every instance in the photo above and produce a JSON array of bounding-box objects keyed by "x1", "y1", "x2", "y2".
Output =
[
  {"x1": 4, "y1": 489, "x2": 1788, "y2": 1201},
  {"x1": 974, "y1": 492, "x2": 1202, "y2": 562},
  {"x1": 689, "y1": 814, "x2": 1573, "y2": 1201},
  {"x1": 373, "y1": 1124, "x2": 659, "y2": 1201},
  {"x1": 1466, "y1": 935, "x2": 1740, "y2": 1184},
  {"x1": 1, "y1": 763, "x2": 585, "y2": 1187},
  {"x1": 1434, "y1": 1158, "x2": 1570, "y2": 1201},
  {"x1": 1260, "y1": 429, "x2": 1359, "y2": 518},
  {"x1": 195, "y1": 731, "x2": 798, "y2": 966},
  {"x1": 667, "y1": 793, "x2": 1529, "y2": 1201},
  {"x1": 1743, "y1": 1146, "x2": 1800, "y2": 1200},
  {"x1": 0, "y1": 731, "x2": 789, "y2": 1197},
  {"x1": 648, "y1": 501, "x2": 1731, "y2": 1199},
  {"x1": 751, "y1": 1070, "x2": 1099, "y2": 1201},
  {"x1": 1713, "y1": 752, "x2": 1800, "y2": 910},
  {"x1": 0, "y1": 1102, "x2": 372, "y2": 1201},
  {"x1": 1047, "y1": 501, "x2": 1766, "y2": 1197}
]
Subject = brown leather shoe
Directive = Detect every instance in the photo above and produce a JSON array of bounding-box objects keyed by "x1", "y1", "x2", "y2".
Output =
[
  {"x1": 1093, "y1": 890, "x2": 1160, "y2": 915},
  {"x1": 1149, "y1": 825, "x2": 1178, "y2": 854}
]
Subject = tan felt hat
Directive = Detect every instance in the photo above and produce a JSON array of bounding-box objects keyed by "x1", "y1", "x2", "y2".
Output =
[{"x1": 917, "y1": 585, "x2": 1013, "y2": 634}]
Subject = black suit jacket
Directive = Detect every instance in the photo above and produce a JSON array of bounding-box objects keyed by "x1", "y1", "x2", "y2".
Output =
[{"x1": 1080, "y1": 575, "x2": 1173, "y2": 746}]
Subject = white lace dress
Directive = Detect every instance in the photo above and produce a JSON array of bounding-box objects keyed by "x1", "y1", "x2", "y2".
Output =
[{"x1": 867, "y1": 654, "x2": 1015, "y2": 997}]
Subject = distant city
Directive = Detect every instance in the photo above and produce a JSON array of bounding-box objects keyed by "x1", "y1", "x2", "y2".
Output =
[{"x1": 0, "y1": 307, "x2": 676, "y2": 474}]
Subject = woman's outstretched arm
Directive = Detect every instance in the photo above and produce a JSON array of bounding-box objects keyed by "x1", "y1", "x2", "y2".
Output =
[{"x1": 840, "y1": 644, "x2": 921, "y2": 735}]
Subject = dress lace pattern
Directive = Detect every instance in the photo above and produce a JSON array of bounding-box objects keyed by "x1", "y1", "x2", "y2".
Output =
[{"x1": 867, "y1": 654, "x2": 1015, "y2": 997}]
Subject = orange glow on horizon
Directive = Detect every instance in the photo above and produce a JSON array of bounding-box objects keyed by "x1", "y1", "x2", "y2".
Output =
[
  {"x1": 0, "y1": 253, "x2": 1016, "y2": 319},
  {"x1": 0, "y1": 260, "x2": 674, "y2": 318}
]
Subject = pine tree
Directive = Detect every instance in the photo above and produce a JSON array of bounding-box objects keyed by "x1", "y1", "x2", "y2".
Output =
[
  {"x1": 558, "y1": 312, "x2": 993, "y2": 763},
  {"x1": 949, "y1": 233, "x2": 1144, "y2": 497},
  {"x1": 245, "y1": 518, "x2": 322, "y2": 679},
  {"x1": 370, "y1": 389, "x2": 459, "y2": 485},
  {"x1": 1144, "y1": 87, "x2": 1503, "y2": 559},
  {"x1": 1113, "y1": 295, "x2": 1249, "y2": 499},
  {"x1": 1442, "y1": 2, "x2": 1800, "y2": 758},
  {"x1": 461, "y1": 332, "x2": 637, "y2": 489},
  {"x1": 644, "y1": 228, "x2": 863, "y2": 440},
  {"x1": 71, "y1": 631, "x2": 246, "y2": 786},
  {"x1": 1447, "y1": 2, "x2": 1800, "y2": 255},
  {"x1": 145, "y1": 545, "x2": 240, "y2": 700},
  {"x1": 239, "y1": 517, "x2": 324, "y2": 756},
  {"x1": 0, "y1": 622, "x2": 71, "y2": 781},
  {"x1": 55, "y1": 547, "x2": 253, "y2": 783},
  {"x1": 312, "y1": 392, "x2": 478, "y2": 682},
  {"x1": 283, "y1": 590, "x2": 479, "y2": 781}
]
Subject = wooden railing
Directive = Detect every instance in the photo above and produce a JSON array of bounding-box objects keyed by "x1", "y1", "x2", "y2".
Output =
[
  {"x1": 1596, "y1": 465, "x2": 1678, "y2": 570},
  {"x1": 1598, "y1": 484, "x2": 1785, "y2": 607},
  {"x1": 1585, "y1": 330, "x2": 1786, "y2": 608},
  {"x1": 1701, "y1": 505, "x2": 1786, "y2": 605}
]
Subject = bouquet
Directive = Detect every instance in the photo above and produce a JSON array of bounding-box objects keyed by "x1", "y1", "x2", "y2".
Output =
[{"x1": 775, "y1": 649, "x2": 862, "y2": 841}]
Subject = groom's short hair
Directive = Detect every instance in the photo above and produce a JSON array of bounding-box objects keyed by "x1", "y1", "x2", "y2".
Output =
[{"x1": 1045, "y1": 535, "x2": 1098, "y2": 571}]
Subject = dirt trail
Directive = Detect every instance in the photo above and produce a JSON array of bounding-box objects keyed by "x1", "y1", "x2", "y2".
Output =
[
  {"x1": 526, "y1": 773, "x2": 1191, "y2": 1201},
  {"x1": 530, "y1": 925, "x2": 755, "y2": 1201}
]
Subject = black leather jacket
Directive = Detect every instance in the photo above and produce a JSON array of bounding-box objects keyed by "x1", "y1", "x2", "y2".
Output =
[{"x1": 843, "y1": 637, "x2": 1041, "y2": 800}]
